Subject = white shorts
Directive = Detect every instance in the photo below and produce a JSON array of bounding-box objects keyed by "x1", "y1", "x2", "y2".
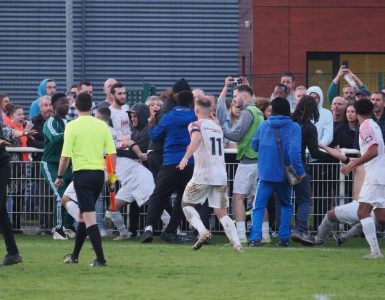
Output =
[
  {"x1": 63, "y1": 182, "x2": 78, "y2": 204},
  {"x1": 116, "y1": 157, "x2": 155, "y2": 207},
  {"x1": 183, "y1": 182, "x2": 229, "y2": 209},
  {"x1": 233, "y1": 163, "x2": 258, "y2": 196},
  {"x1": 334, "y1": 201, "x2": 360, "y2": 226},
  {"x1": 358, "y1": 183, "x2": 385, "y2": 208}
]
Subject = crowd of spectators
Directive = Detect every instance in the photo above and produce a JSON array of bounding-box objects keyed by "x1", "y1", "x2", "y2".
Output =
[{"x1": 1, "y1": 64, "x2": 385, "y2": 251}]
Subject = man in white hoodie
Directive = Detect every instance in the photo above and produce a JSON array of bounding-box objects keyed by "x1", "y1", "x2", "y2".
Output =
[{"x1": 306, "y1": 86, "x2": 333, "y2": 146}]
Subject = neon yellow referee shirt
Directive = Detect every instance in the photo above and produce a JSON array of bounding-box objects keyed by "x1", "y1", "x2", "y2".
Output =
[{"x1": 61, "y1": 116, "x2": 116, "y2": 171}]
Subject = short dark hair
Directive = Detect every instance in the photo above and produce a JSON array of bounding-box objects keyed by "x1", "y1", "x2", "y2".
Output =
[
  {"x1": 79, "y1": 81, "x2": 92, "y2": 87},
  {"x1": 276, "y1": 83, "x2": 288, "y2": 94},
  {"x1": 96, "y1": 107, "x2": 111, "y2": 122},
  {"x1": 271, "y1": 97, "x2": 291, "y2": 117},
  {"x1": 354, "y1": 99, "x2": 373, "y2": 116},
  {"x1": 110, "y1": 82, "x2": 125, "y2": 95},
  {"x1": 281, "y1": 72, "x2": 295, "y2": 81},
  {"x1": 175, "y1": 90, "x2": 194, "y2": 107},
  {"x1": 75, "y1": 92, "x2": 92, "y2": 112},
  {"x1": 6, "y1": 103, "x2": 22, "y2": 117},
  {"x1": 233, "y1": 84, "x2": 253, "y2": 96},
  {"x1": 51, "y1": 93, "x2": 67, "y2": 106},
  {"x1": 71, "y1": 83, "x2": 80, "y2": 90},
  {"x1": 372, "y1": 91, "x2": 384, "y2": 100}
]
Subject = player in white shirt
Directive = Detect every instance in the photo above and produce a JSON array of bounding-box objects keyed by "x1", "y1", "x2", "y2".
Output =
[
  {"x1": 177, "y1": 99, "x2": 242, "y2": 252},
  {"x1": 101, "y1": 84, "x2": 155, "y2": 240},
  {"x1": 330, "y1": 99, "x2": 385, "y2": 259},
  {"x1": 313, "y1": 200, "x2": 383, "y2": 245}
]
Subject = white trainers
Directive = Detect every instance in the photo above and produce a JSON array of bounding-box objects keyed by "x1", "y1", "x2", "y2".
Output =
[
  {"x1": 113, "y1": 232, "x2": 132, "y2": 241},
  {"x1": 192, "y1": 230, "x2": 212, "y2": 251},
  {"x1": 362, "y1": 252, "x2": 384, "y2": 260},
  {"x1": 63, "y1": 227, "x2": 76, "y2": 239},
  {"x1": 53, "y1": 230, "x2": 68, "y2": 240}
]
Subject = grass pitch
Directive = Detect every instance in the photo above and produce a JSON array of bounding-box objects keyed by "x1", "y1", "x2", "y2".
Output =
[{"x1": 1, "y1": 235, "x2": 385, "y2": 300}]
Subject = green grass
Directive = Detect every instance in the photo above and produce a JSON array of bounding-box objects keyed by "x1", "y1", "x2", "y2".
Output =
[{"x1": 1, "y1": 235, "x2": 385, "y2": 300}]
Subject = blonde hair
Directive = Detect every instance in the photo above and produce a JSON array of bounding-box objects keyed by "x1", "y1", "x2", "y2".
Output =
[{"x1": 145, "y1": 95, "x2": 161, "y2": 105}]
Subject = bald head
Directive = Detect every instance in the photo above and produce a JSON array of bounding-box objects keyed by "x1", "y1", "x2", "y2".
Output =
[
  {"x1": 104, "y1": 78, "x2": 117, "y2": 102},
  {"x1": 331, "y1": 96, "x2": 347, "y2": 122}
]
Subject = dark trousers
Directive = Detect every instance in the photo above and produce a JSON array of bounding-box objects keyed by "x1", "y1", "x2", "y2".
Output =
[
  {"x1": 0, "y1": 162, "x2": 19, "y2": 255},
  {"x1": 147, "y1": 151, "x2": 172, "y2": 216},
  {"x1": 293, "y1": 170, "x2": 311, "y2": 234},
  {"x1": 145, "y1": 164, "x2": 193, "y2": 234}
]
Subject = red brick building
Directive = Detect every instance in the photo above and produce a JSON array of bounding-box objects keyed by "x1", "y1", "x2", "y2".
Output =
[{"x1": 240, "y1": 0, "x2": 385, "y2": 98}]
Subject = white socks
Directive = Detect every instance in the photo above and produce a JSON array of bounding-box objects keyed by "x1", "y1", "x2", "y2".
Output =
[
  {"x1": 220, "y1": 215, "x2": 241, "y2": 247},
  {"x1": 361, "y1": 217, "x2": 381, "y2": 256},
  {"x1": 106, "y1": 210, "x2": 128, "y2": 236},
  {"x1": 183, "y1": 205, "x2": 206, "y2": 234},
  {"x1": 65, "y1": 201, "x2": 80, "y2": 222},
  {"x1": 316, "y1": 215, "x2": 334, "y2": 242},
  {"x1": 145, "y1": 225, "x2": 153, "y2": 232},
  {"x1": 161, "y1": 210, "x2": 170, "y2": 228},
  {"x1": 236, "y1": 221, "x2": 247, "y2": 241},
  {"x1": 341, "y1": 223, "x2": 362, "y2": 240},
  {"x1": 262, "y1": 221, "x2": 270, "y2": 240}
]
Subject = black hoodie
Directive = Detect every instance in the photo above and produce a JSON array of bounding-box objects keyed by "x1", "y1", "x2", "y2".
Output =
[{"x1": 129, "y1": 103, "x2": 151, "y2": 154}]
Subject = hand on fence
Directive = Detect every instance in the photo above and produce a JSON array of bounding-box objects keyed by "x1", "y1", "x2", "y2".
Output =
[{"x1": 319, "y1": 144, "x2": 346, "y2": 161}]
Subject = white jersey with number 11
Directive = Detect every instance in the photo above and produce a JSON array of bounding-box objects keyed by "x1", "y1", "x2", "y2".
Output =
[{"x1": 188, "y1": 119, "x2": 227, "y2": 185}]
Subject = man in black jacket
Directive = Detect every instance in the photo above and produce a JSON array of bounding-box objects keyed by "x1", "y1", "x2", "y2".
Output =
[
  {"x1": 0, "y1": 126, "x2": 22, "y2": 265},
  {"x1": 27, "y1": 96, "x2": 53, "y2": 234}
]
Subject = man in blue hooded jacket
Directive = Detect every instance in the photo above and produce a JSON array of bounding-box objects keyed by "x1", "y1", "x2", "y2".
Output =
[
  {"x1": 249, "y1": 97, "x2": 305, "y2": 247},
  {"x1": 141, "y1": 88, "x2": 196, "y2": 244},
  {"x1": 29, "y1": 79, "x2": 57, "y2": 118}
]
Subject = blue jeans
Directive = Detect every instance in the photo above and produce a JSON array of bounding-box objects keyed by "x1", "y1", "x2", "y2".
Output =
[
  {"x1": 250, "y1": 180, "x2": 293, "y2": 241},
  {"x1": 95, "y1": 192, "x2": 106, "y2": 231},
  {"x1": 293, "y1": 171, "x2": 311, "y2": 234}
]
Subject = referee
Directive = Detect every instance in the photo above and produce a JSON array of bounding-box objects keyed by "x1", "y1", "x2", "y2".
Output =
[{"x1": 55, "y1": 92, "x2": 116, "y2": 267}]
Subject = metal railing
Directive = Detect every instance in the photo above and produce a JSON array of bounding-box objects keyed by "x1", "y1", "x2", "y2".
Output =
[{"x1": 5, "y1": 147, "x2": 359, "y2": 235}]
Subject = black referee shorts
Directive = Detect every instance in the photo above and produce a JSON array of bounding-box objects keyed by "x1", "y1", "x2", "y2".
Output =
[{"x1": 73, "y1": 170, "x2": 104, "y2": 213}]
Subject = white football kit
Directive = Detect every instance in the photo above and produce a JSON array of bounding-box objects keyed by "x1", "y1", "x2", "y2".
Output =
[
  {"x1": 183, "y1": 119, "x2": 229, "y2": 208},
  {"x1": 109, "y1": 106, "x2": 154, "y2": 206},
  {"x1": 358, "y1": 119, "x2": 385, "y2": 208}
]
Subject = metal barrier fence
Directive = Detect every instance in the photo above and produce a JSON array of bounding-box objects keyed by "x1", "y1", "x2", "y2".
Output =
[{"x1": 5, "y1": 148, "x2": 359, "y2": 236}]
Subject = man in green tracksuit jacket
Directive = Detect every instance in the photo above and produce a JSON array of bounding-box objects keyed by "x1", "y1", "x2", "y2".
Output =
[{"x1": 41, "y1": 93, "x2": 73, "y2": 240}]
